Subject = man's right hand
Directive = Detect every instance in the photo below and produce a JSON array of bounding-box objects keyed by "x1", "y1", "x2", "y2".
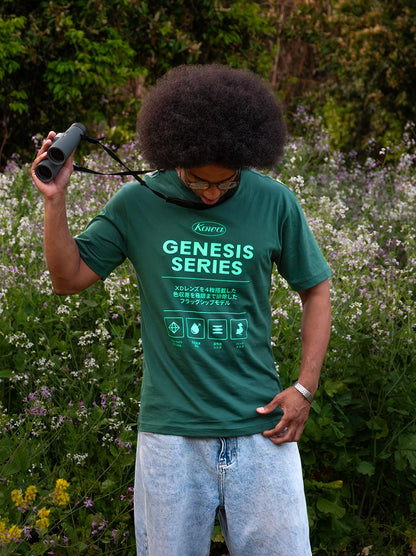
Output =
[{"x1": 31, "y1": 131, "x2": 74, "y2": 199}]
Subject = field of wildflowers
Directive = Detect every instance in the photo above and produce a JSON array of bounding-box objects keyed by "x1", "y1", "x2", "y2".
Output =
[{"x1": 1, "y1": 108, "x2": 416, "y2": 554}]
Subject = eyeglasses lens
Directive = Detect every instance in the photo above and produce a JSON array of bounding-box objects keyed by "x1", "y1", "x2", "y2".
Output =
[{"x1": 185, "y1": 170, "x2": 241, "y2": 191}]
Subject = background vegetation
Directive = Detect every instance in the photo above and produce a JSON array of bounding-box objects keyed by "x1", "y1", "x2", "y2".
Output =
[
  {"x1": 1, "y1": 1, "x2": 416, "y2": 554},
  {"x1": 1, "y1": 0, "x2": 416, "y2": 168},
  {"x1": 1, "y1": 109, "x2": 416, "y2": 554}
]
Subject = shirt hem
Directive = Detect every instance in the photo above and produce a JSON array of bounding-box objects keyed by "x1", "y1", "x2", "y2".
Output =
[
  {"x1": 138, "y1": 417, "x2": 282, "y2": 438},
  {"x1": 290, "y1": 268, "x2": 332, "y2": 292}
]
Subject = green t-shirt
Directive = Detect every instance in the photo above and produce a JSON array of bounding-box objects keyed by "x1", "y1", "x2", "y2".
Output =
[{"x1": 75, "y1": 169, "x2": 331, "y2": 436}]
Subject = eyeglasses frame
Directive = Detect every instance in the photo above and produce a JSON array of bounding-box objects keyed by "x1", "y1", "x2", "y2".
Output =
[{"x1": 181, "y1": 168, "x2": 241, "y2": 191}]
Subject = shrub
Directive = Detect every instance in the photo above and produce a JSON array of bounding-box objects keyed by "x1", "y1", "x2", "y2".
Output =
[
  {"x1": 1, "y1": 114, "x2": 416, "y2": 553},
  {"x1": 273, "y1": 108, "x2": 416, "y2": 554}
]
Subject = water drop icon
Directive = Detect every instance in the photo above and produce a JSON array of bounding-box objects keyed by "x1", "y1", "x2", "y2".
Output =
[{"x1": 191, "y1": 322, "x2": 201, "y2": 335}]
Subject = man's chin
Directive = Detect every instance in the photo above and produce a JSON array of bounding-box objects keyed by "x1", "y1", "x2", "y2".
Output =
[{"x1": 200, "y1": 196, "x2": 221, "y2": 205}]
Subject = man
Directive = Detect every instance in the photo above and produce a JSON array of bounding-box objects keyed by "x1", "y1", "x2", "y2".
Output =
[{"x1": 32, "y1": 64, "x2": 331, "y2": 555}]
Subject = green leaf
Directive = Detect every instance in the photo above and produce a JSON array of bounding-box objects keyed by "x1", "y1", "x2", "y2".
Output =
[
  {"x1": 316, "y1": 497, "x2": 346, "y2": 519},
  {"x1": 366, "y1": 416, "x2": 389, "y2": 439},
  {"x1": 101, "y1": 479, "x2": 116, "y2": 494},
  {"x1": 396, "y1": 434, "x2": 416, "y2": 471},
  {"x1": 357, "y1": 461, "x2": 375, "y2": 476},
  {"x1": 1, "y1": 461, "x2": 21, "y2": 477},
  {"x1": 211, "y1": 522, "x2": 224, "y2": 543},
  {"x1": 323, "y1": 379, "x2": 346, "y2": 397}
]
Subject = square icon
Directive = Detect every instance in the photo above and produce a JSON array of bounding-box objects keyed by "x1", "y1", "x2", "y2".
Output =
[
  {"x1": 230, "y1": 319, "x2": 248, "y2": 340},
  {"x1": 208, "y1": 319, "x2": 228, "y2": 340},
  {"x1": 186, "y1": 318, "x2": 205, "y2": 339},
  {"x1": 164, "y1": 317, "x2": 184, "y2": 338}
]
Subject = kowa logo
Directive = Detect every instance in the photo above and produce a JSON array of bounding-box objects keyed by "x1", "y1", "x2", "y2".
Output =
[{"x1": 192, "y1": 221, "x2": 226, "y2": 236}]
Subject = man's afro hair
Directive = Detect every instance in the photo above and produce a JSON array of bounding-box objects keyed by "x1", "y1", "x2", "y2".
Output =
[{"x1": 137, "y1": 64, "x2": 286, "y2": 170}]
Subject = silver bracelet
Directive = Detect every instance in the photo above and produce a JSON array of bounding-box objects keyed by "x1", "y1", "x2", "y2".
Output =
[{"x1": 293, "y1": 381, "x2": 314, "y2": 404}]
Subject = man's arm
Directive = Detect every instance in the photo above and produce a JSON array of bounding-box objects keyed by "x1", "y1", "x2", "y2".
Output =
[
  {"x1": 31, "y1": 132, "x2": 101, "y2": 295},
  {"x1": 257, "y1": 278, "x2": 331, "y2": 445}
]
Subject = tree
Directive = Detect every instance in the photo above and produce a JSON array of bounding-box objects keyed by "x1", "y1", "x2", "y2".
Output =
[
  {"x1": 0, "y1": 14, "x2": 27, "y2": 163},
  {"x1": 0, "y1": 0, "x2": 278, "y2": 169},
  {"x1": 276, "y1": 0, "x2": 416, "y2": 151}
]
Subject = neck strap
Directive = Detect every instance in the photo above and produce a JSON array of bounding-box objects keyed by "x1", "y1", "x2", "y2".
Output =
[{"x1": 74, "y1": 135, "x2": 236, "y2": 210}]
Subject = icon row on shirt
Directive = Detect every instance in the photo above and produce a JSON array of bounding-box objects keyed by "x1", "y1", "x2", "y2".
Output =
[{"x1": 164, "y1": 317, "x2": 248, "y2": 341}]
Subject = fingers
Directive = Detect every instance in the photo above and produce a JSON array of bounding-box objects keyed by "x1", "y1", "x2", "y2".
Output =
[
  {"x1": 31, "y1": 132, "x2": 55, "y2": 180},
  {"x1": 31, "y1": 131, "x2": 73, "y2": 194},
  {"x1": 258, "y1": 387, "x2": 311, "y2": 445},
  {"x1": 256, "y1": 393, "x2": 283, "y2": 415},
  {"x1": 37, "y1": 131, "x2": 56, "y2": 157},
  {"x1": 262, "y1": 419, "x2": 304, "y2": 445}
]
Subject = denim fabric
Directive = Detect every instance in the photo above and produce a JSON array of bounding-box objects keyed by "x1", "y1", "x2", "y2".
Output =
[{"x1": 134, "y1": 432, "x2": 311, "y2": 556}]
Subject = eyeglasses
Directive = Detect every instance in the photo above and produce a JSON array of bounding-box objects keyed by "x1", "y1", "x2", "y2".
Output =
[{"x1": 182, "y1": 168, "x2": 241, "y2": 191}]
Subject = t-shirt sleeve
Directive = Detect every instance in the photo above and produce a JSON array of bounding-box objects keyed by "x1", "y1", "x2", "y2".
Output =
[
  {"x1": 74, "y1": 194, "x2": 128, "y2": 279},
  {"x1": 274, "y1": 197, "x2": 331, "y2": 291}
]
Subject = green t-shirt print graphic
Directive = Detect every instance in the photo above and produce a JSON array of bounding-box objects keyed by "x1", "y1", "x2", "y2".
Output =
[{"x1": 160, "y1": 228, "x2": 254, "y2": 351}]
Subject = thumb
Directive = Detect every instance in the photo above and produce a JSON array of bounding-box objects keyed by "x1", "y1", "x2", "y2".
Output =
[{"x1": 256, "y1": 393, "x2": 283, "y2": 415}]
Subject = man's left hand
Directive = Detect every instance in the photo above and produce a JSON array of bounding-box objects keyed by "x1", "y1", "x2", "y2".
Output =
[{"x1": 256, "y1": 386, "x2": 312, "y2": 445}]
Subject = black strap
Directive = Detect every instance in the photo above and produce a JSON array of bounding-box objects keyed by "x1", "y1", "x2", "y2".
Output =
[{"x1": 73, "y1": 135, "x2": 225, "y2": 210}]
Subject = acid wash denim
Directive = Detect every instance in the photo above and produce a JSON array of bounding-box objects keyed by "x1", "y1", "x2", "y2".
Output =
[{"x1": 134, "y1": 432, "x2": 312, "y2": 556}]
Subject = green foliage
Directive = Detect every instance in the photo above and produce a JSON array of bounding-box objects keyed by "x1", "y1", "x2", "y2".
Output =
[
  {"x1": 0, "y1": 149, "x2": 145, "y2": 551},
  {"x1": 271, "y1": 108, "x2": 416, "y2": 553},
  {"x1": 2, "y1": 109, "x2": 416, "y2": 553},
  {"x1": 0, "y1": 0, "x2": 277, "y2": 169},
  {"x1": 0, "y1": 15, "x2": 26, "y2": 81},
  {"x1": 3, "y1": 0, "x2": 416, "y2": 167},
  {"x1": 0, "y1": 14, "x2": 28, "y2": 159},
  {"x1": 281, "y1": 0, "x2": 416, "y2": 152}
]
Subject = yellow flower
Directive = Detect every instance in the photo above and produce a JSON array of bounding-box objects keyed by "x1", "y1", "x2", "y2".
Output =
[
  {"x1": 10, "y1": 489, "x2": 24, "y2": 508},
  {"x1": 7, "y1": 524, "x2": 22, "y2": 541},
  {"x1": 0, "y1": 518, "x2": 22, "y2": 544},
  {"x1": 0, "y1": 518, "x2": 8, "y2": 542},
  {"x1": 10, "y1": 485, "x2": 38, "y2": 510},
  {"x1": 54, "y1": 478, "x2": 70, "y2": 506},
  {"x1": 25, "y1": 485, "x2": 38, "y2": 503},
  {"x1": 55, "y1": 478, "x2": 70, "y2": 490},
  {"x1": 35, "y1": 507, "x2": 51, "y2": 530}
]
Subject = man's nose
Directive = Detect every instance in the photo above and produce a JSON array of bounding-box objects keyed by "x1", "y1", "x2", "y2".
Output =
[{"x1": 204, "y1": 185, "x2": 221, "y2": 198}]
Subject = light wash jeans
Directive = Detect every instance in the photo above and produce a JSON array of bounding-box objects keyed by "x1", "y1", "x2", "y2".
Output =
[{"x1": 134, "y1": 432, "x2": 311, "y2": 556}]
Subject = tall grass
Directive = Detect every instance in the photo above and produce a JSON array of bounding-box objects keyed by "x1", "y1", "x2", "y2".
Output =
[{"x1": 1, "y1": 110, "x2": 415, "y2": 554}]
